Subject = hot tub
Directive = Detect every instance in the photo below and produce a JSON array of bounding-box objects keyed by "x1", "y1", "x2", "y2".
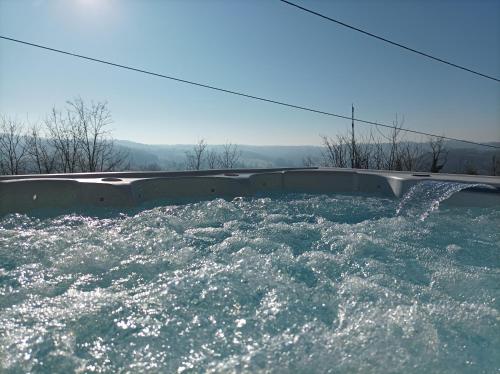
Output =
[
  {"x1": 0, "y1": 168, "x2": 499, "y2": 373},
  {"x1": 1, "y1": 168, "x2": 499, "y2": 214}
]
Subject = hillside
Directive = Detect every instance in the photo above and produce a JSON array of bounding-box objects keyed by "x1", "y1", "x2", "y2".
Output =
[{"x1": 117, "y1": 140, "x2": 500, "y2": 175}]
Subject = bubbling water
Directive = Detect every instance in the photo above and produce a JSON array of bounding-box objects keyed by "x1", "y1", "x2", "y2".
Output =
[{"x1": 0, "y1": 192, "x2": 499, "y2": 373}]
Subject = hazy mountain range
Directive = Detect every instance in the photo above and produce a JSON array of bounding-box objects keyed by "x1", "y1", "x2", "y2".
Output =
[{"x1": 117, "y1": 140, "x2": 500, "y2": 175}]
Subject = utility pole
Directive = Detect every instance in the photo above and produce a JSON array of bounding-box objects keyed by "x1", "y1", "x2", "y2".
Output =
[{"x1": 351, "y1": 104, "x2": 355, "y2": 168}]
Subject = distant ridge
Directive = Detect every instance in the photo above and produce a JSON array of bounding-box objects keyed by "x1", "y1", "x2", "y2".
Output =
[{"x1": 115, "y1": 139, "x2": 500, "y2": 175}]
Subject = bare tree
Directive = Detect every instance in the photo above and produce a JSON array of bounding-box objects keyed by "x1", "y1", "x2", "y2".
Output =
[
  {"x1": 344, "y1": 131, "x2": 375, "y2": 169},
  {"x1": 68, "y1": 98, "x2": 128, "y2": 172},
  {"x1": 428, "y1": 136, "x2": 448, "y2": 173},
  {"x1": 320, "y1": 114, "x2": 428, "y2": 173},
  {"x1": 44, "y1": 99, "x2": 128, "y2": 173},
  {"x1": 320, "y1": 135, "x2": 348, "y2": 168},
  {"x1": 206, "y1": 148, "x2": 219, "y2": 169},
  {"x1": 368, "y1": 131, "x2": 385, "y2": 170},
  {"x1": 400, "y1": 141, "x2": 423, "y2": 171},
  {"x1": 26, "y1": 124, "x2": 57, "y2": 174},
  {"x1": 97, "y1": 139, "x2": 129, "y2": 172},
  {"x1": 321, "y1": 132, "x2": 371, "y2": 169},
  {"x1": 70, "y1": 98, "x2": 110, "y2": 172},
  {"x1": 375, "y1": 115, "x2": 405, "y2": 171},
  {"x1": 0, "y1": 116, "x2": 28, "y2": 175},
  {"x1": 185, "y1": 139, "x2": 207, "y2": 170},
  {"x1": 45, "y1": 107, "x2": 81, "y2": 173},
  {"x1": 345, "y1": 128, "x2": 365, "y2": 169},
  {"x1": 219, "y1": 143, "x2": 241, "y2": 169},
  {"x1": 372, "y1": 115, "x2": 427, "y2": 171}
]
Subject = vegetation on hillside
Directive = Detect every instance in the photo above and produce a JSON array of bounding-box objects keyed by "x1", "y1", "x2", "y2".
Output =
[
  {"x1": 1, "y1": 102, "x2": 498, "y2": 176},
  {"x1": 0, "y1": 98, "x2": 128, "y2": 175}
]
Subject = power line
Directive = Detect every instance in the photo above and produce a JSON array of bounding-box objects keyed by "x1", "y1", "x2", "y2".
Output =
[
  {"x1": 1, "y1": 35, "x2": 499, "y2": 150},
  {"x1": 278, "y1": 0, "x2": 500, "y2": 84}
]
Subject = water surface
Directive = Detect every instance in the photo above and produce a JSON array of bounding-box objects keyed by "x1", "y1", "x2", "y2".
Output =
[{"x1": 1, "y1": 190, "x2": 499, "y2": 373}]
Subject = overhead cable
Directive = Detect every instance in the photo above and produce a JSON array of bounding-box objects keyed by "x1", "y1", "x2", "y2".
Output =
[
  {"x1": 1, "y1": 35, "x2": 499, "y2": 149},
  {"x1": 279, "y1": 0, "x2": 500, "y2": 83}
]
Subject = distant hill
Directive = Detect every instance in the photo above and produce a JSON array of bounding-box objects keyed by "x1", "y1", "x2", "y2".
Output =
[
  {"x1": 116, "y1": 140, "x2": 500, "y2": 175},
  {"x1": 116, "y1": 141, "x2": 325, "y2": 170}
]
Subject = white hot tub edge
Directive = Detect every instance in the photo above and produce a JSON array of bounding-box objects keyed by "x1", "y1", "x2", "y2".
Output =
[{"x1": 1, "y1": 168, "x2": 499, "y2": 214}]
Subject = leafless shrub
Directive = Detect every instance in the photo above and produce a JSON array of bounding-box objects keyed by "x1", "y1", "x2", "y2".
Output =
[
  {"x1": 70, "y1": 98, "x2": 129, "y2": 172},
  {"x1": 343, "y1": 129, "x2": 366, "y2": 169},
  {"x1": 45, "y1": 106, "x2": 82, "y2": 173},
  {"x1": 0, "y1": 116, "x2": 28, "y2": 175},
  {"x1": 345, "y1": 131, "x2": 374, "y2": 169},
  {"x1": 218, "y1": 143, "x2": 241, "y2": 169},
  {"x1": 185, "y1": 139, "x2": 207, "y2": 170},
  {"x1": 320, "y1": 115, "x2": 430, "y2": 172},
  {"x1": 206, "y1": 149, "x2": 219, "y2": 169},
  {"x1": 374, "y1": 115, "x2": 406, "y2": 170},
  {"x1": 400, "y1": 141, "x2": 424, "y2": 172},
  {"x1": 320, "y1": 135, "x2": 348, "y2": 168},
  {"x1": 1, "y1": 98, "x2": 127, "y2": 175},
  {"x1": 26, "y1": 124, "x2": 57, "y2": 174},
  {"x1": 428, "y1": 136, "x2": 448, "y2": 173},
  {"x1": 369, "y1": 131, "x2": 386, "y2": 170},
  {"x1": 185, "y1": 141, "x2": 241, "y2": 170},
  {"x1": 321, "y1": 131, "x2": 378, "y2": 170}
]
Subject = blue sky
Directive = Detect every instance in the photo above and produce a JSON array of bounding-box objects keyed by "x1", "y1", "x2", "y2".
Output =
[{"x1": 1, "y1": 0, "x2": 499, "y2": 145}]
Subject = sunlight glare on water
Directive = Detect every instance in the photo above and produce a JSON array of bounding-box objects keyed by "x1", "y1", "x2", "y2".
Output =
[{"x1": 0, "y1": 192, "x2": 499, "y2": 373}]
